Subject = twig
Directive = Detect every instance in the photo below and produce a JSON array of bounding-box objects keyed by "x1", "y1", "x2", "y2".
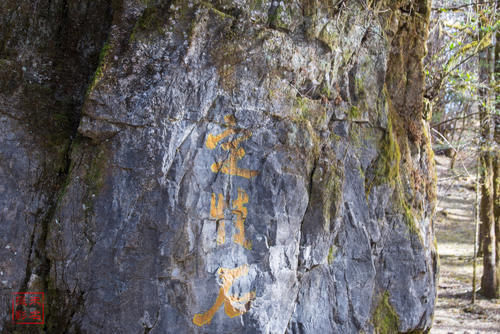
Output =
[
  {"x1": 438, "y1": 174, "x2": 471, "y2": 181},
  {"x1": 431, "y1": 128, "x2": 471, "y2": 177},
  {"x1": 431, "y1": 111, "x2": 484, "y2": 128},
  {"x1": 432, "y1": 1, "x2": 497, "y2": 11}
]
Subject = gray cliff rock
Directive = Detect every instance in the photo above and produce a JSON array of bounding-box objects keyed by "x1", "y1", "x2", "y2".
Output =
[{"x1": 1, "y1": 0, "x2": 438, "y2": 333}]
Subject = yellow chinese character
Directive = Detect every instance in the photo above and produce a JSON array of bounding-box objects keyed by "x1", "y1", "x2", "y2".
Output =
[
  {"x1": 210, "y1": 193, "x2": 226, "y2": 245},
  {"x1": 205, "y1": 115, "x2": 236, "y2": 149},
  {"x1": 205, "y1": 115, "x2": 258, "y2": 179},
  {"x1": 232, "y1": 188, "x2": 251, "y2": 249},
  {"x1": 193, "y1": 264, "x2": 255, "y2": 326},
  {"x1": 209, "y1": 190, "x2": 252, "y2": 249}
]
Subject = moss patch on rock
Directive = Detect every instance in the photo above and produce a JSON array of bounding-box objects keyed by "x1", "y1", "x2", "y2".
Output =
[
  {"x1": 365, "y1": 112, "x2": 401, "y2": 196},
  {"x1": 87, "y1": 41, "x2": 111, "y2": 94},
  {"x1": 371, "y1": 291, "x2": 400, "y2": 334},
  {"x1": 129, "y1": 6, "x2": 164, "y2": 42},
  {"x1": 348, "y1": 105, "x2": 361, "y2": 120}
]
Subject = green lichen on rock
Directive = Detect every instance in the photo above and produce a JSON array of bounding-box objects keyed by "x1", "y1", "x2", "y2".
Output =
[
  {"x1": 322, "y1": 164, "x2": 344, "y2": 227},
  {"x1": 129, "y1": 5, "x2": 164, "y2": 42},
  {"x1": 327, "y1": 245, "x2": 337, "y2": 264},
  {"x1": 363, "y1": 100, "x2": 426, "y2": 241},
  {"x1": 371, "y1": 292, "x2": 400, "y2": 334},
  {"x1": 308, "y1": 148, "x2": 344, "y2": 232},
  {"x1": 355, "y1": 77, "x2": 367, "y2": 101},
  {"x1": 399, "y1": 195, "x2": 422, "y2": 241},
  {"x1": 288, "y1": 95, "x2": 326, "y2": 159},
  {"x1": 271, "y1": 9, "x2": 287, "y2": 28},
  {"x1": 376, "y1": 115, "x2": 401, "y2": 185},
  {"x1": 200, "y1": 1, "x2": 235, "y2": 19},
  {"x1": 348, "y1": 105, "x2": 361, "y2": 120},
  {"x1": 365, "y1": 113, "x2": 401, "y2": 196},
  {"x1": 318, "y1": 21, "x2": 338, "y2": 50},
  {"x1": 295, "y1": 96, "x2": 312, "y2": 121},
  {"x1": 87, "y1": 41, "x2": 111, "y2": 94},
  {"x1": 319, "y1": 81, "x2": 332, "y2": 99},
  {"x1": 293, "y1": 95, "x2": 328, "y2": 129},
  {"x1": 269, "y1": 2, "x2": 292, "y2": 31}
]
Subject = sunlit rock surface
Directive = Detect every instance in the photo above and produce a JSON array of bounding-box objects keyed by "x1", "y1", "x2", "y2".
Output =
[{"x1": 1, "y1": 0, "x2": 437, "y2": 333}]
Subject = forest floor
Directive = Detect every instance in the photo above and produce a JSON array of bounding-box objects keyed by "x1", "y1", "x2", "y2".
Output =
[{"x1": 431, "y1": 154, "x2": 500, "y2": 333}]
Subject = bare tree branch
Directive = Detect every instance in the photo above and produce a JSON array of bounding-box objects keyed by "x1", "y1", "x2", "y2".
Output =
[{"x1": 432, "y1": 1, "x2": 497, "y2": 11}]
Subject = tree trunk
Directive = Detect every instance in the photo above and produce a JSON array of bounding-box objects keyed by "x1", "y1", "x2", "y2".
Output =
[
  {"x1": 478, "y1": 0, "x2": 497, "y2": 298},
  {"x1": 493, "y1": 15, "x2": 500, "y2": 296},
  {"x1": 473, "y1": 156, "x2": 481, "y2": 303},
  {"x1": 481, "y1": 145, "x2": 496, "y2": 298},
  {"x1": 494, "y1": 155, "x2": 500, "y2": 294}
]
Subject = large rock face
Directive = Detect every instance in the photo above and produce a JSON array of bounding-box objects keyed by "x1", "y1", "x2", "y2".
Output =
[{"x1": 1, "y1": 0, "x2": 438, "y2": 333}]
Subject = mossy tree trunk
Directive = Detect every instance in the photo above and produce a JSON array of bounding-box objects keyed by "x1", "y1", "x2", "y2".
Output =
[{"x1": 478, "y1": 1, "x2": 497, "y2": 298}]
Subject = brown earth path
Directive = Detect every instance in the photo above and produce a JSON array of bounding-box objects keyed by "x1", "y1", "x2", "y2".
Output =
[{"x1": 431, "y1": 154, "x2": 500, "y2": 333}]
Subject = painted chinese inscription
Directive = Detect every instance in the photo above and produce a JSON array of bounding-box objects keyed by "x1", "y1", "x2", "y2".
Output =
[
  {"x1": 192, "y1": 265, "x2": 255, "y2": 326},
  {"x1": 209, "y1": 189, "x2": 252, "y2": 250},
  {"x1": 205, "y1": 115, "x2": 258, "y2": 179},
  {"x1": 193, "y1": 116, "x2": 258, "y2": 326}
]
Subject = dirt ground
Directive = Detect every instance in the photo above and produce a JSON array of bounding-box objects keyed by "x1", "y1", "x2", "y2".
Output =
[{"x1": 431, "y1": 154, "x2": 500, "y2": 333}]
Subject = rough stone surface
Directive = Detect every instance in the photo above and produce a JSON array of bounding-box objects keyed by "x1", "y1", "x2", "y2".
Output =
[{"x1": 1, "y1": 0, "x2": 438, "y2": 333}]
